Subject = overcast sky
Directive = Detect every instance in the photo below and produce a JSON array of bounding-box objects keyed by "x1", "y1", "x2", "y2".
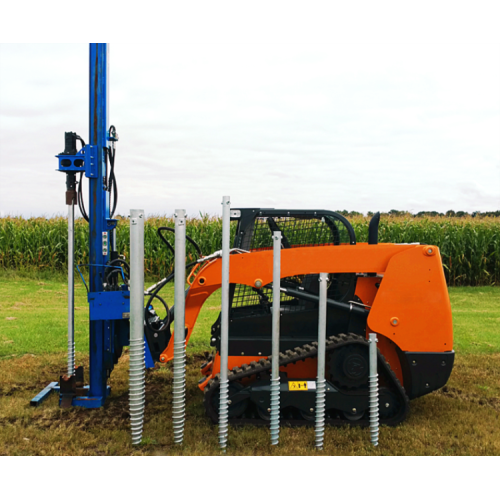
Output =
[{"x1": 1, "y1": 7, "x2": 499, "y2": 218}]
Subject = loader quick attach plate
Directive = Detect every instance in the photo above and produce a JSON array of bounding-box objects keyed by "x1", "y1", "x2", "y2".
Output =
[{"x1": 203, "y1": 333, "x2": 410, "y2": 427}]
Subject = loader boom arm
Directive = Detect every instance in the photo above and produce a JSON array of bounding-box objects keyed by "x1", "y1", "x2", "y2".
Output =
[{"x1": 160, "y1": 243, "x2": 453, "y2": 362}]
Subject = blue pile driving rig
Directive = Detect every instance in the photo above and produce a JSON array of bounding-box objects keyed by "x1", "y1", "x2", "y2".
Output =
[{"x1": 32, "y1": 43, "x2": 153, "y2": 409}]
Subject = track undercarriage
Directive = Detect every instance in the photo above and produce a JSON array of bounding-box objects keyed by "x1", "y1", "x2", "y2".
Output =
[{"x1": 202, "y1": 333, "x2": 410, "y2": 427}]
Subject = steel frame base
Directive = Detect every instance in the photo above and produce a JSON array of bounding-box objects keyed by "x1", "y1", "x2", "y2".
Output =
[
  {"x1": 30, "y1": 382, "x2": 60, "y2": 406},
  {"x1": 70, "y1": 386, "x2": 111, "y2": 408},
  {"x1": 30, "y1": 383, "x2": 111, "y2": 408}
]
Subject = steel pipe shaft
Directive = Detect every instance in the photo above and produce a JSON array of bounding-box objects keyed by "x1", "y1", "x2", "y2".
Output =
[
  {"x1": 270, "y1": 231, "x2": 282, "y2": 446},
  {"x1": 129, "y1": 209, "x2": 145, "y2": 446},
  {"x1": 315, "y1": 273, "x2": 328, "y2": 450},
  {"x1": 219, "y1": 196, "x2": 231, "y2": 451},
  {"x1": 67, "y1": 201, "x2": 75, "y2": 376},
  {"x1": 173, "y1": 209, "x2": 187, "y2": 444}
]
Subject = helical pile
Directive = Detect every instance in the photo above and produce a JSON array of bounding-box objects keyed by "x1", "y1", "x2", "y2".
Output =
[
  {"x1": 218, "y1": 379, "x2": 229, "y2": 450},
  {"x1": 172, "y1": 337, "x2": 186, "y2": 444},
  {"x1": 129, "y1": 337, "x2": 145, "y2": 445},
  {"x1": 368, "y1": 333, "x2": 379, "y2": 446},
  {"x1": 270, "y1": 377, "x2": 281, "y2": 445},
  {"x1": 315, "y1": 378, "x2": 326, "y2": 450},
  {"x1": 369, "y1": 373, "x2": 379, "y2": 446},
  {"x1": 67, "y1": 340, "x2": 75, "y2": 377},
  {"x1": 129, "y1": 209, "x2": 145, "y2": 446}
]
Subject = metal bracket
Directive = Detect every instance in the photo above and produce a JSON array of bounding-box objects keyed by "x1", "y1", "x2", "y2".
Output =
[
  {"x1": 60, "y1": 366, "x2": 87, "y2": 408},
  {"x1": 106, "y1": 218, "x2": 118, "y2": 231},
  {"x1": 88, "y1": 290, "x2": 130, "y2": 321},
  {"x1": 56, "y1": 144, "x2": 98, "y2": 178},
  {"x1": 56, "y1": 147, "x2": 86, "y2": 174},
  {"x1": 84, "y1": 144, "x2": 98, "y2": 178}
]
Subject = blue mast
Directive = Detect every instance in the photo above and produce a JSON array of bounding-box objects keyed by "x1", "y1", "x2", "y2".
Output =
[{"x1": 86, "y1": 43, "x2": 111, "y2": 406}]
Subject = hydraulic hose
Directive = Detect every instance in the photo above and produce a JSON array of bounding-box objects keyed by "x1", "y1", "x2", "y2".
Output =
[
  {"x1": 158, "y1": 226, "x2": 202, "y2": 259},
  {"x1": 144, "y1": 260, "x2": 198, "y2": 334},
  {"x1": 104, "y1": 145, "x2": 118, "y2": 217},
  {"x1": 76, "y1": 128, "x2": 119, "y2": 222},
  {"x1": 77, "y1": 172, "x2": 89, "y2": 222},
  {"x1": 144, "y1": 225, "x2": 202, "y2": 333},
  {"x1": 105, "y1": 258, "x2": 130, "y2": 288}
]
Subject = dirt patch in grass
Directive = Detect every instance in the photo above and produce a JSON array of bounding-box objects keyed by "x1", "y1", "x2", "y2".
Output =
[
  {"x1": 1, "y1": 351, "x2": 499, "y2": 456},
  {"x1": 440, "y1": 386, "x2": 500, "y2": 411}
]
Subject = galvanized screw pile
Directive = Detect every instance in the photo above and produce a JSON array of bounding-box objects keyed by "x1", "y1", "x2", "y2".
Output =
[
  {"x1": 67, "y1": 201, "x2": 75, "y2": 377},
  {"x1": 173, "y1": 209, "x2": 187, "y2": 444},
  {"x1": 219, "y1": 196, "x2": 231, "y2": 451},
  {"x1": 369, "y1": 333, "x2": 379, "y2": 446},
  {"x1": 270, "y1": 231, "x2": 282, "y2": 446},
  {"x1": 129, "y1": 210, "x2": 145, "y2": 446},
  {"x1": 315, "y1": 273, "x2": 328, "y2": 450}
]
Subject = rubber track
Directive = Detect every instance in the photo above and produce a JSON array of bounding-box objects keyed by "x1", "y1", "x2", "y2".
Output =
[{"x1": 203, "y1": 333, "x2": 410, "y2": 427}]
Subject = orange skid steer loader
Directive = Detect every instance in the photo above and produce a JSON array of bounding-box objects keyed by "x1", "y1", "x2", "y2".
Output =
[{"x1": 144, "y1": 209, "x2": 454, "y2": 426}]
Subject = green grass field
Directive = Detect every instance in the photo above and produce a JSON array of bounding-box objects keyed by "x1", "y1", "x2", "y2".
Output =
[
  {"x1": 1, "y1": 271, "x2": 499, "y2": 456},
  {"x1": 0, "y1": 271, "x2": 221, "y2": 358}
]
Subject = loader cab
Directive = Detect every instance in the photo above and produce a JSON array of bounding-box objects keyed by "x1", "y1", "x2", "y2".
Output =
[{"x1": 210, "y1": 209, "x2": 365, "y2": 356}]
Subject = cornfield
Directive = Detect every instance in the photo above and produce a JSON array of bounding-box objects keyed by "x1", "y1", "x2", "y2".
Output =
[{"x1": 1, "y1": 215, "x2": 499, "y2": 286}]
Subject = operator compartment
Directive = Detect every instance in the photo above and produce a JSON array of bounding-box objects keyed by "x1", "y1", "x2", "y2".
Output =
[{"x1": 210, "y1": 209, "x2": 363, "y2": 356}]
